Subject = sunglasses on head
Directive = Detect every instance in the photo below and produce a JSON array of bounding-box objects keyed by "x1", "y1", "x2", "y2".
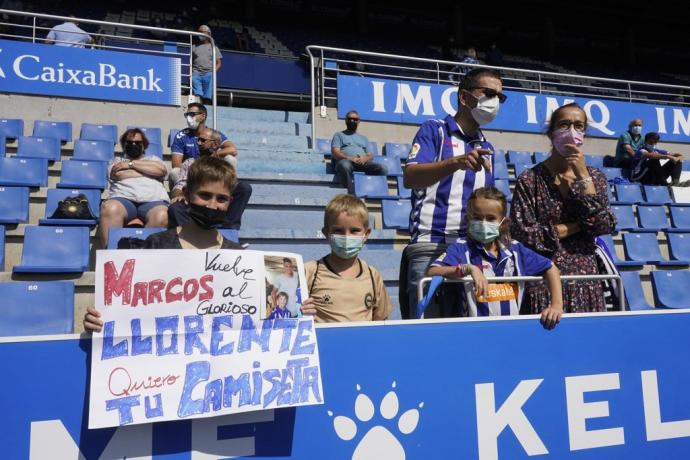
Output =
[{"x1": 466, "y1": 86, "x2": 507, "y2": 103}]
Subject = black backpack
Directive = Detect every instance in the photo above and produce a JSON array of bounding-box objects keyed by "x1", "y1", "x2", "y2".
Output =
[{"x1": 50, "y1": 193, "x2": 95, "y2": 220}]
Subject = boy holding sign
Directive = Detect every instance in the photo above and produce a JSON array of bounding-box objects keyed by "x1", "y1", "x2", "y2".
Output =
[
  {"x1": 84, "y1": 156, "x2": 242, "y2": 332},
  {"x1": 301, "y1": 195, "x2": 392, "y2": 322}
]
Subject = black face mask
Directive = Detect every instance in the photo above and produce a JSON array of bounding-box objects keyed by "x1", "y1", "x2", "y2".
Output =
[
  {"x1": 199, "y1": 146, "x2": 215, "y2": 157},
  {"x1": 345, "y1": 120, "x2": 358, "y2": 131},
  {"x1": 189, "y1": 202, "x2": 227, "y2": 229},
  {"x1": 124, "y1": 144, "x2": 144, "y2": 158}
]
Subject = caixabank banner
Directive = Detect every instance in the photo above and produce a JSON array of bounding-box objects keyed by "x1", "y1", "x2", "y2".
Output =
[
  {"x1": 2, "y1": 311, "x2": 690, "y2": 459},
  {"x1": 0, "y1": 38, "x2": 180, "y2": 105},
  {"x1": 337, "y1": 75, "x2": 690, "y2": 143}
]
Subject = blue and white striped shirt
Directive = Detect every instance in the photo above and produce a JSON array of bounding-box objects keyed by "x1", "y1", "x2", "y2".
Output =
[
  {"x1": 407, "y1": 115, "x2": 495, "y2": 243},
  {"x1": 431, "y1": 239, "x2": 552, "y2": 316}
]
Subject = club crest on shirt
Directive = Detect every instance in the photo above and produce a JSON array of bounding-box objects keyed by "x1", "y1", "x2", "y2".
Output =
[
  {"x1": 408, "y1": 143, "x2": 421, "y2": 161},
  {"x1": 364, "y1": 293, "x2": 374, "y2": 309}
]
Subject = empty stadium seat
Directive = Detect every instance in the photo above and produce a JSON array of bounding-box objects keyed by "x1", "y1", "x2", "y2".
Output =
[
  {"x1": 13, "y1": 226, "x2": 90, "y2": 273},
  {"x1": 107, "y1": 227, "x2": 165, "y2": 249},
  {"x1": 371, "y1": 155, "x2": 403, "y2": 176},
  {"x1": 145, "y1": 143, "x2": 163, "y2": 158},
  {"x1": 0, "y1": 137, "x2": 5, "y2": 157},
  {"x1": 513, "y1": 162, "x2": 532, "y2": 178},
  {"x1": 382, "y1": 200, "x2": 411, "y2": 229},
  {"x1": 493, "y1": 159, "x2": 510, "y2": 180},
  {"x1": 0, "y1": 118, "x2": 24, "y2": 140},
  {"x1": 598, "y1": 234, "x2": 643, "y2": 267},
  {"x1": 665, "y1": 232, "x2": 690, "y2": 264},
  {"x1": 127, "y1": 126, "x2": 162, "y2": 145},
  {"x1": 612, "y1": 205, "x2": 639, "y2": 231},
  {"x1": 614, "y1": 184, "x2": 644, "y2": 204},
  {"x1": 397, "y1": 176, "x2": 411, "y2": 199},
  {"x1": 602, "y1": 167, "x2": 623, "y2": 181},
  {"x1": 72, "y1": 139, "x2": 114, "y2": 162},
  {"x1": 0, "y1": 281, "x2": 75, "y2": 336},
  {"x1": 219, "y1": 229, "x2": 240, "y2": 242},
  {"x1": 368, "y1": 141, "x2": 379, "y2": 156},
  {"x1": 314, "y1": 138, "x2": 331, "y2": 154},
  {"x1": 636, "y1": 205, "x2": 669, "y2": 232},
  {"x1": 0, "y1": 186, "x2": 29, "y2": 224},
  {"x1": 533, "y1": 151, "x2": 549, "y2": 163},
  {"x1": 384, "y1": 142, "x2": 411, "y2": 161},
  {"x1": 354, "y1": 174, "x2": 397, "y2": 199},
  {"x1": 32, "y1": 120, "x2": 72, "y2": 143},
  {"x1": 0, "y1": 157, "x2": 48, "y2": 187},
  {"x1": 39, "y1": 188, "x2": 101, "y2": 226},
  {"x1": 16, "y1": 136, "x2": 61, "y2": 161},
  {"x1": 0, "y1": 225, "x2": 4, "y2": 270},
  {"x1": 80, "y1": 123, "x2": 118, "y2": 145},
  {"x1": 643, "y1": 185, "x2": 672, "y2": 205},
  {"x1": 668, "y1": 205, "x2": 690, "y2": 232},
  {"x1": 584, "y1": 155, "x2": 604, "y2": 168},
  {"x1": 494, "y1": 179, "x2": 512, "y2": 201},
  {"x1": 57, "y1": 160, "x2": 107, "y2": 189},
  {"x1": 651, "y1": 270, "x2": 690, "y2": 309},
  {"x1": 507, "y1": 150, "x2": 532, "y2": 165},
  {"x1": 619, "y1": 271, "x2": 654, "y2": 310},
  {"x1": 622, "y1": 232, "x2": 684, "y2": 266}
]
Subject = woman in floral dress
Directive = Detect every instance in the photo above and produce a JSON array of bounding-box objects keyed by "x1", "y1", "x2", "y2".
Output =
[{"x1": 510, "y1": 103, "x2": 616, "y2": 313}]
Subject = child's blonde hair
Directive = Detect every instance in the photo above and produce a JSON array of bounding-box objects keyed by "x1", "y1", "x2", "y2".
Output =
[
  {"x1": 466, "y1": 186, "x2": 511, "y2": 246},
  {"x1": 323, "y1": 194, "x2": 369, "y2": 229}
]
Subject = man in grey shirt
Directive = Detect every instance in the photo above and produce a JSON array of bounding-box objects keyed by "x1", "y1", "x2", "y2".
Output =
[
  {"x1": 192, "y1": 25, "x2": 222, "y2": 104},
  {"x1": 46, "y1": 17, "x2": 93, "y2": 47}
]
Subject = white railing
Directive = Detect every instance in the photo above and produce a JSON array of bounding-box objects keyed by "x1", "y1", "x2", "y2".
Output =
[
  {"x1": 417, "y1": 274, "x2": 625, "y2": 319},
  {"x1": 0, "y1": 9, "x2": 218, "y2": 126},
  {"x1": 306, "y1": 45, "x2": 690, "y2": 142}
]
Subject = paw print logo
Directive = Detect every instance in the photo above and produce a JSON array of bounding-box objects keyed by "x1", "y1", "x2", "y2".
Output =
[{"x1": 328, "y1": 381, "x2": 423, "y2": 460}]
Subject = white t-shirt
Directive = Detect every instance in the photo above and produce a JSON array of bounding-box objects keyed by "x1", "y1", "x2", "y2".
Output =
[{"x1": 107, "y1": 156, "x2": 169, "y2": 203}]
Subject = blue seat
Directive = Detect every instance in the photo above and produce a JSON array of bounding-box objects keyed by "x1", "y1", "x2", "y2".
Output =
[
  {"x1": 13, "y1": 226, "x2": 90, "y2": 273},
  {"x1": 0, "y1": 281, "x2": 75, "y2": 336},
  {"x1": 494, "y1": 179, "x2": 512, "y2": 201},
  {"x1": 368, "y1": 141, "x2": 379, "y2": 156},
  {"x1": 643, "y1": 185, "x2": 672, "y2": 205},
  {"x1": 614, "y1": 184, "x2": 644, "y2": 204},
  {"x1": 145, "y1": 142, "x2": 163, "y2": 158},
  {"x1": 0, "y1": 157, "x2": 48, "y2": 187},
  {"x1": 354, "y1": 174, "x2": 397, "y2": 199},
  {"x1": 651, "y1": 270, "x2": 690, "y2": 309},
  {"x1": 584, "y1": 154, "x2": 605, "y2": 168},
  {"x1": 493, "y1": 158, "x2": 510, "y2": 180},
  {"x1": 622, "y1": 232, "x2": 684, "y2": 266},
  {"x1": 0, "y1": 137, "x2": 5, "y2": 157},
  {"x1": 665, "y1": 232, "x2": 690, "y2": 264},
  {"x1": 0, "y1": 118, "x2": 24, "y2": 141},
  {"x1": 32, "y1": 120, "x2": 72, "y2": 143},
  {"x1": 80, "y1": 123, "x2": 118, "y2": 145},
  {"x1": 533, "y1": 151, "x2": 549, "y2": 163},
  {"x1": 598, "y1": 234, "x2": 643, "y2": 267},
  {"x1": 669, "y1": 205, "x2": 690, "y2": 232},
  {"x1": 314, "y1": 138, "x2": 331, "y2": 154},
  {"x1": 218, "y1": 229, "x2": 239, "y2": 242},
  {"x1": 507, "y1": 150, "x2": 533, "y2": 165},
  {"x1": 612, "y1": 205, "x2": 639, "y2": 231},
  {"x1": 372, "y1": 155, "x2": 403, "y2": 176},
  {"x1": 39, "y1": 188, "x2": 101, "y2": 226},
  {"x1": 384, "y1": 143, "x2": 411, "y2": 161},
  {"x1": 0, "y1": 225, "x2": 4, "y2": 270},
  {"x1": 168, "y1": 129, "x2": 181, "y2": 147},
  {"x1": 397, "y1": 176, "x2": 411, "y2": 199},
  {"x1": 513, "y1": 161, "x2": 532, "y2": 179},
  {"x1": 16, "y1": 136, "x2": 61, "y2": 161},
  {"x1": 0, "y1": 186, "x2": 29, "y2": 224},
  {"x1": 72, "y1": 139, "x2": 113, "y2": 162},
  {"x1": 619, "y1": 271, "x2": 654, "y2": 310},
  {"x1": 107, "y1": 227, "x2": 166, "y2": 249},
  {"x1": 602, "y1": 167, "x2": 623, "y2": 181},
  {"x1": 382, "y1": 199, "x2": 411, "y2": 229},
  {"x1": 637, "y1": 205, "x2": 669, "y2": 232},
  {"x1": 127, "y1": 126, "x2": 161, "y2": 145},
  {"x1": 57, "y1": 160, "x2": 107, "y2": 189}
]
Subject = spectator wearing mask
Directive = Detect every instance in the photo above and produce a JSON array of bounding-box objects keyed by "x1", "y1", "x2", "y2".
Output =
[
  {"x1": 169, "y1": 127, "x2": 251, "y2": 230},
  {"x1": 330, "y1": 111, "x2": 388, "y2": 193},
  {"x1": 400, "y1": 68, "x2": 503, "y2": 318},
  {"x1": 192, "y1": 25, "x2": 222, "y2": 104},
  {"x1": 614, "y1": 118, "x2": 644, "y2": 169},
  {"x1": 630, "y1": 132, "x2": 684, "y2": 185},
  {"x1": 98, "y1": 129, "x2": 169, "y2": 247},
  {"x1": 46, "y1": 16, "x2": 93, "y2": 47}
]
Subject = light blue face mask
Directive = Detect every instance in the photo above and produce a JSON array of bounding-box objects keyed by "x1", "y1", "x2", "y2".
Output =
[
  {"x1": 468, "y1": 219, "x2": 503, "y2": 244},
  {"x1": 329, "y1": 234, "x2": 366, "y2": 259}
]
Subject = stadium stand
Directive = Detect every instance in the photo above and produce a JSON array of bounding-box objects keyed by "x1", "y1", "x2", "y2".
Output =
[
  {"x1": 0, "y1": 281, "x2": 74, "y2": 336},
  {"x1": 32, "y1": 120, "x2": 72, "y2": 144}
]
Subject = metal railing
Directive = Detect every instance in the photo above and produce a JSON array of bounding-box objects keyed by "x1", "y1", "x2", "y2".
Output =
[
  {"x1": 306, "y1": 45, "x2": 690, "y2": 142},
  {"x1": 0, "y1": 9, "x2": 218, "y2": 126},
  {"x1": 417, "y1": 274, "x2": 624, "y2": 318}
]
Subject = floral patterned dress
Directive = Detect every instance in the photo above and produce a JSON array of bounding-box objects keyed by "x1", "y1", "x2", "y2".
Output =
[{"x1": 510, "y1": 163, "x2": 616, "y2": 313}]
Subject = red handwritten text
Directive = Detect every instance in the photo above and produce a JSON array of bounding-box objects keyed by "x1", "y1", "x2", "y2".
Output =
[{"x1": 108, "y1": 366, "x2": 180, "y2": 397}]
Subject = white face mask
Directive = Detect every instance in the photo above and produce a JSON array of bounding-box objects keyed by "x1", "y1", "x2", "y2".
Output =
[
  {"x1": 470, "y1": 95, "x2": 500, "y2": 126},
  {"x1": 186, "y1": 115, "x2": 201, "y2": 130},
  {"x1": 631, "y1": 125, "x2": 642, "y2": 135}
]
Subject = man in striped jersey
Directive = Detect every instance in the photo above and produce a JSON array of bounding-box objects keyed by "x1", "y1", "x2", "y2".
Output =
[{"x1": 400, "y1": 68, "x2": 505, "y2": 318}]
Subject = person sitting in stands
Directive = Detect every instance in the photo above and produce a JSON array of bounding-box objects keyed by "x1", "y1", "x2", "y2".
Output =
[
  {"x1": 630, "y1": 132, "x2": 684, "y2": 185},
  {"x1": 613, "y1": 118, "x2": 644, "y2": 170},
  {"x1": 98, "y1": 128, "x2": 169, "y2": 248}
]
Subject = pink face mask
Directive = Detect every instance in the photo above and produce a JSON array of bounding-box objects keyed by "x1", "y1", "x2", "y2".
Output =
[{"x1": 551, "y1": 127, "x2": 584, "y2": 156}]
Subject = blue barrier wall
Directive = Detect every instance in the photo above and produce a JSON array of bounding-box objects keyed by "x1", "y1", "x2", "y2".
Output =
[
  {"x1": 218, "y1": 52, "x2": 309, "y2": 94},
  {"x1": 337, "y1": 75, "x2": 690, "y2": 143},
  {"x1": 3, "y1": 312, "x2": 690, "y2": 459}
]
